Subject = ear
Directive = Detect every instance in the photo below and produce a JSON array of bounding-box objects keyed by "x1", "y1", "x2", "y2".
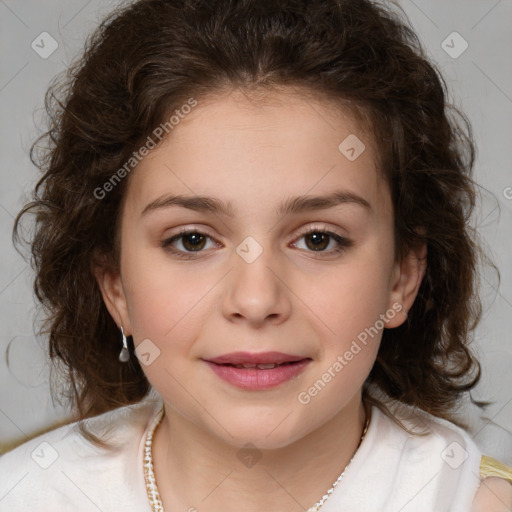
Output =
[
  {"x1": 385, "y1": 240, "x2": 427, "y2": 328},
  {"x1": 93, "y1": 263, "x2": 132, "y2": 335}
]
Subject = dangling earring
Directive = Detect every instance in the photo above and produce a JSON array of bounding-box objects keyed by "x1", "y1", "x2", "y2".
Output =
[{"x1": 119, "y1": 326, "x2": 130, "y2": 363}]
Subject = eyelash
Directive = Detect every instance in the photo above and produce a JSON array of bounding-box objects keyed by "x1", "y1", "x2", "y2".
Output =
[{"x1": 161, "y1": 226, "x2": 353, "y2": 260}]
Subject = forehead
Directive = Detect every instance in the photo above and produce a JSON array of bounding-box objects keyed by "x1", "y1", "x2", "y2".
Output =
[{"x1": 123, "y1": 88, "x2": 390, "y2": 220}]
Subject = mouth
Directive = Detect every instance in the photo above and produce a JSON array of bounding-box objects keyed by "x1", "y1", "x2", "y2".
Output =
[{"x1": 202, "y1": 352, "x2": 312, "y2": 390}]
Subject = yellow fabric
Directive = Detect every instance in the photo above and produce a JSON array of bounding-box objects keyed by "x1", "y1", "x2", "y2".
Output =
[{"x1": 480, "y1": 455, "x2": 512, "y2": 484}]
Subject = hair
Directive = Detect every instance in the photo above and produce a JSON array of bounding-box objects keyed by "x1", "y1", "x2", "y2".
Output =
[{"x1": 13, "y1": 0, "x2": 493, "y2": 449}]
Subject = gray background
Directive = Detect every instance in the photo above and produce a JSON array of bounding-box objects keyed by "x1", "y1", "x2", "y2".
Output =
[{"x1": 1, "y1": 0, "x2": 511, "y2": 462}]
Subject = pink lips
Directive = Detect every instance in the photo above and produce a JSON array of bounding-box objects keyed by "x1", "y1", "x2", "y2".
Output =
[{"x1": 202, "y1": 351, "x2": 312, "y2": 390}]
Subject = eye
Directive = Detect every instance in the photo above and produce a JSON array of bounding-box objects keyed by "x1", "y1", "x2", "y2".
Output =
[
  {"x1": 161, "y1": 226, "x2": 353, "y2": 260},
  {"x1": 291, "y1": 226, "x2": 353, "y2": 256},
  {"x1": 161, "y1": 229, "x2": 219, "y2": 259}
]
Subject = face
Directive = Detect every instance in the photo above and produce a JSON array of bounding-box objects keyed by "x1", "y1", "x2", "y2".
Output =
[{"x1": 97, "y1": 88, "x2": 425, "y2": 449}]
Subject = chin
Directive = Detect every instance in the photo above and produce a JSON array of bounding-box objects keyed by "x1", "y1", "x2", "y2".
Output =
[{"x1": 209, "y1": 414, "x2": 311, "y2": 451}]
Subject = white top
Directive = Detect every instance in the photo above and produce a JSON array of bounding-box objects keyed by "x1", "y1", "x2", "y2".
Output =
[{"x1": 0, "y1": 396, "x2": 483, "y2": 511}]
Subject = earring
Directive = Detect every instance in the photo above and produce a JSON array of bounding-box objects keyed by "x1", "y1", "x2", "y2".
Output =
[{"x1": 119, "y1": 326, "x2": 130, "y2": 363}]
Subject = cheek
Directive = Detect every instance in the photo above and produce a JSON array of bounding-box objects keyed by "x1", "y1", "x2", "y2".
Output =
[
  {"x1": 121, "y1": 256, "x2": 211, "y2": 405},
  {"x1": 312, "y1": 251, "x2": 394, "y2": 346},
  {"x1": 298, "y1": 267, "x2": 389, "y2": 414},
  {"x1": 121, "y1": 246, "x2": 208, "y2": 346}
]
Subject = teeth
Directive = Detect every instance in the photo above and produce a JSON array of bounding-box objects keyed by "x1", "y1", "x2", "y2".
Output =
[
  {"x1": 232, "y1": 363, "x2": 278, "y2": 369},
  {"x1": 257, "y1": 363, "x2": 277, "y2": 369}
]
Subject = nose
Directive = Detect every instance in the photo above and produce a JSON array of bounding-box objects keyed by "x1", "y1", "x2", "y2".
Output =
[{"x1": 222, "y1": 238, "x2": 292, "y2": 328}]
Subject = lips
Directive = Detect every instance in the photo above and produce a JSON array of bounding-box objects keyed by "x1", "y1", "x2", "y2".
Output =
[
  {"x1": 203, "y1": 353, "x2": 312, "y2": 390},
  {"x1": 202, "y1": 351, "x2": 312, "y2": 389}
]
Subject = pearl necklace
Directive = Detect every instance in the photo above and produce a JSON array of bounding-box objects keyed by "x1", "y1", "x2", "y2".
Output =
[{"x1": 143, "y1": 406, "x2": 370, "y2": 512}]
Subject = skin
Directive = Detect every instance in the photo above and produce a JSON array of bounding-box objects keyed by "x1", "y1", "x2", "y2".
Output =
[
  {"x1": 95, "y1": 87, "x2": 430, "y2": 511},
  {"x1": 472, "y1": 478, "x2": 512, "y2": 512}
]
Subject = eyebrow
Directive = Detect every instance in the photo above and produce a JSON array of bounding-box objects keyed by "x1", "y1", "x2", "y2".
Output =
[{"x1": 140, "y1": 189, "x2": 372, "y2": 218}]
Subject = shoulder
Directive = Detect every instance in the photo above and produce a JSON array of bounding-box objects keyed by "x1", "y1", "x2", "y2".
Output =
[
  {"x1": 377, "y1": 400, "x2": 482, "y2": 460},
  {"x1": 0, "y1": 397, "x2": 162, "y2": 511},
  {"x1": 329, "y1": 403, "x2": 485, "y2": 510},
  {"x1": 472, "y1": 456, "x2": 512, "y2": 512},
  {"x1": 379, "y1": 403, "x2": 512, "y2": 510},
  {"x1": 369, "y1": 402, "x2": 483, "y2": 508},
  {"x1": 472, "y1": 477, "x2": 512, "y2": 511}
]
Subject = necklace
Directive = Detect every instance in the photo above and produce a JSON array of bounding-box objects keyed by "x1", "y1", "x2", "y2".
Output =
[{"x1": 143, "y1": 404, "x2": 370, "y2": 512}]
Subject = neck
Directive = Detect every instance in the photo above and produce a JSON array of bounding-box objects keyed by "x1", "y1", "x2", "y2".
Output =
[{"x1": 151, "y1": 395, "x2": 367, "y2": 512}]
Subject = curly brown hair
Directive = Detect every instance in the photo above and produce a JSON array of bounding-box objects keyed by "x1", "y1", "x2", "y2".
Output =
[{"x1": 13, "y1": 0, "x2": 491, "y2": 447}]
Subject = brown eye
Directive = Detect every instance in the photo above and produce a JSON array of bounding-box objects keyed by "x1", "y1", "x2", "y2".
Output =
[
  {"x1": 161, "y1": 229, "x2": 217, "y2": 258},
  {"x1": 180, "y1": 232, "x2": 207, "y2": 251},
  {"x1": 293, "y1": 227, "x2": 353, "y2": 256},
  {"x1": 304, "y1": 231, "x2": 330, "y2": 251}
]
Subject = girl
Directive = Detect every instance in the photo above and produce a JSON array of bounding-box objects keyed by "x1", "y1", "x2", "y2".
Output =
[{"x1": 1, "y1": 0, "x2": 511, "y2": 510}]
